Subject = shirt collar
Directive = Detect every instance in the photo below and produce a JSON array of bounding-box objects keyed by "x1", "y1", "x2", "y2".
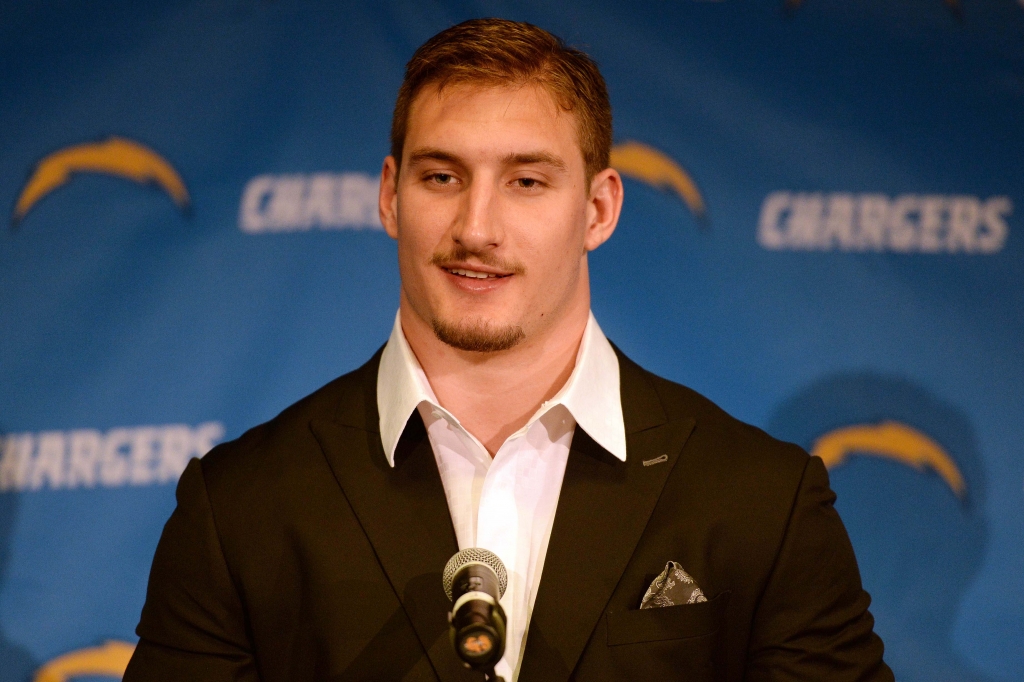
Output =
[{"x1": 376, "y1": 310, "x2": 626, "y2": 467}]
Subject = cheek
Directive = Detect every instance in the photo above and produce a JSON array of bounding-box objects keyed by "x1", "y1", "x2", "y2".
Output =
[
  {"x1": 519, "y1": 211, "x2": 587, "y2": 287},
  {"x1": 536, "y1": 204, "x2": 587, "y2": 265},
  {"x1": 395, "y1": 230, "x2": 434, "y2": 298},
  {"x1": 397, "y1": 199, "x2": 449, "y2": 263}
]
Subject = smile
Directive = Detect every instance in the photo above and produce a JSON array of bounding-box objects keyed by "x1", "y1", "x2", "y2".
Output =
[{"x1": 444, "y1": 268, "x2": 511, "y2": 279}]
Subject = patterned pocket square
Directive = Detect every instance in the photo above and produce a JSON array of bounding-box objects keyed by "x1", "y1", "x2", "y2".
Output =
[{"x1": 640, "y1": 561, "x2": 707, "y2": 609}]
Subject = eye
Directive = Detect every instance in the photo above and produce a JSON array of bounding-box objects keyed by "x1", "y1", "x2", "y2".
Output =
[
  {"x1": 429, "y1": 173, "x2": 454, "y2": 185},
  {"x1": 514, "y1": 177, "x2": 541, "y2": 189}
]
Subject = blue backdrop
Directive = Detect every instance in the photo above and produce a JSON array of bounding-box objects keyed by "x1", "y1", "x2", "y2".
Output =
[{"x1": 2, "y1": 1, "x2": 1022, "y2": 679}]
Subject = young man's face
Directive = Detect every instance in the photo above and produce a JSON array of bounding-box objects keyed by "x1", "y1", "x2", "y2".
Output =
[{"x1": 380, "y1": 82, "x2": 619, "y2": 352}]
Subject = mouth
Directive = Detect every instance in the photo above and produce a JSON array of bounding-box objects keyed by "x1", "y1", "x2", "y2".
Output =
[{"x1": 442, "y1": 267, "x2": 513, "y2": 280}]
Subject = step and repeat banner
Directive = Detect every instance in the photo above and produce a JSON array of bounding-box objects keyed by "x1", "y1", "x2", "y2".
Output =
[{"x1": 2, "y1": 1, "x2": 1022, "y2": 679}]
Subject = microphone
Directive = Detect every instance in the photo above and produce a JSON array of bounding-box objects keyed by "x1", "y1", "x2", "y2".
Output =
[{"x1": 442, "y1": 548, "x2": 508, "y2": 678}]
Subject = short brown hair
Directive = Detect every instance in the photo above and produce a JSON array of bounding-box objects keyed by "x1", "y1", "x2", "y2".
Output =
[{"x1": 390, "y1": 18, "x2": 612, "y2": 181}]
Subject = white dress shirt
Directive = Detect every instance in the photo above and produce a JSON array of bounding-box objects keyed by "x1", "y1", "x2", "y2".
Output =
[{"x1": 377, "y1": 310, "x2": 626, "y2": 681}]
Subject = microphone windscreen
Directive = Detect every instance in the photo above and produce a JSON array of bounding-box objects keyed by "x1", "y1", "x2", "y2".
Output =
[{"x1": 443, "y1": 548, "x2": 508, "y2": 601}]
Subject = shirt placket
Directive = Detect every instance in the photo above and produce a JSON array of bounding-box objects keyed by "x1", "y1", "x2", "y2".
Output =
[{"x1": 477, "y1": 427, "x2": 531, "y2": 679}]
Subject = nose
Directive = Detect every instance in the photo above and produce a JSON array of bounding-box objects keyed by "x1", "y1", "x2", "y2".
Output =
[{"x1": 450, "y1": 174, "x2": 502, "y2": 254}]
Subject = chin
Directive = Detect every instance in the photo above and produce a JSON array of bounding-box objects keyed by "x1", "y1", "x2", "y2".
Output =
[{"x1": 431, "y1": 316, "x2": 525, "y2": 353}]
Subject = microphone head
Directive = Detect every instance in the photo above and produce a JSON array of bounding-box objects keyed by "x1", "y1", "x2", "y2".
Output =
[{"x1": 443, "y1": 548, "x2": 508, "y2": 601}]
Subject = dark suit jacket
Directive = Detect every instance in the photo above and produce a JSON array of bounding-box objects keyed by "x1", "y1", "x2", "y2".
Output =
[{"x1": 125, "y1": 347, "x2": 892, "y2": 681}]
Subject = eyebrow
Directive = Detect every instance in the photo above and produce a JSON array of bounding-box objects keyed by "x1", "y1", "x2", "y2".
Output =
[
  {"x1": 405, "y1": 147, "x2": 569, "y2": 173},
  {"x1": 500, "y1": 151, "x2": 568, "y2": 173},
  {"x1": 407, "y1": 148, "x2": 464, "y2": 167}
]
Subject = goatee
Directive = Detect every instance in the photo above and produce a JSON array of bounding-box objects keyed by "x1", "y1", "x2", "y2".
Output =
[{"x1": 431, "y1": 318, "x2": 525, "y2": 352}]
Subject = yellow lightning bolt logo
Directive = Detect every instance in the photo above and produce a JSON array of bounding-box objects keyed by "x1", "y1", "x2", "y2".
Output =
[
  {"x1": 610, "y1": 141, "x2": 706, "y2": 221},
  {"x1": 812, "y1": 421, "x2": 965, "y2": 497},
  {"x1": 13, "y1": 136, "x2": 190, "y2": 226},
  {"x1": 33, "y1": 640, "x2": 135, "y2": 682}
]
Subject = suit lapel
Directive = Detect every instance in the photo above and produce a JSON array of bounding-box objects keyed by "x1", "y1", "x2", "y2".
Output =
[
  {"x1": 310, "y1": 359, "x2": 475, "y2": 682},
  {"x1": 519, "y1": 352, "x2": 697, "y2": 681}
]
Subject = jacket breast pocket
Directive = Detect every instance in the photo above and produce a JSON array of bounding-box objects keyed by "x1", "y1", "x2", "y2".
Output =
[
  {"x1": 574, "y1": 593, "x2": 731, "y2": 681},
  {"x1": 606, "y1": 591, "x2": 730, "y2": 646}
]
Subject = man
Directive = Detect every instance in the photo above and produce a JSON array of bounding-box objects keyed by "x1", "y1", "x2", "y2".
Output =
[{"x1": 125, "y1": 18, "x2": 892, "y2": 682}]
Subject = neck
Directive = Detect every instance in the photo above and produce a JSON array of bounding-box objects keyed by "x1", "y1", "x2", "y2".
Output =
[{"x1": 400, "y1": 297, "x2": 590, "y2": 457}]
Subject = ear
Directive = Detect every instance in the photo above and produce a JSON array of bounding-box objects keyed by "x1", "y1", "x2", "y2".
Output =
[
  {"x1": 379, "y1": 155, "x2": 400, "y2": 240},
  {"x1": 584, "y1": 167, "x2": 624, "y2": 251}
]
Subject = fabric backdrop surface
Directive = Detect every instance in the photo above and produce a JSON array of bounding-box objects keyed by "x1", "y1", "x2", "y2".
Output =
[{"x1": 1, "y1": 1, "x2": 1022, "y2": 680}]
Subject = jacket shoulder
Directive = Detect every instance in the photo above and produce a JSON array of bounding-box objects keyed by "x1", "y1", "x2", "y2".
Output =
[
  {"x1": 198, "y1": 347, "x2": 382, "y2": 494},
  {"x1": 622, "y1": 352, "x2": 811, "y2": 481}
]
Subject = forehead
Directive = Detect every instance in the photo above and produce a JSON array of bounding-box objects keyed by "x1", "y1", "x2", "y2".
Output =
[{"x1": 403, "y1": 82, "x2": 583, "y2": 164}]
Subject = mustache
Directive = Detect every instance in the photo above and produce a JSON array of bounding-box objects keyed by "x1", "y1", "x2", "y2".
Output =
[{"x1": 429, "y1": 245, "x2": 526, "y2": 276}]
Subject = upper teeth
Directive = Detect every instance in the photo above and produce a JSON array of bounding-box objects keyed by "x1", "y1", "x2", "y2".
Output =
[{"x1": 449, "y1": 268, "x2": 500, "y2": 279}]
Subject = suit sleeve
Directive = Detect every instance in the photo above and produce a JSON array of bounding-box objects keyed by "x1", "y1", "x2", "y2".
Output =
[
  {"x1": 744, "y1": 455, "x2": 893, "y2": 682},
  {"x1": 124, "y1": 457, "x2": 260, "y2": 682}
]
